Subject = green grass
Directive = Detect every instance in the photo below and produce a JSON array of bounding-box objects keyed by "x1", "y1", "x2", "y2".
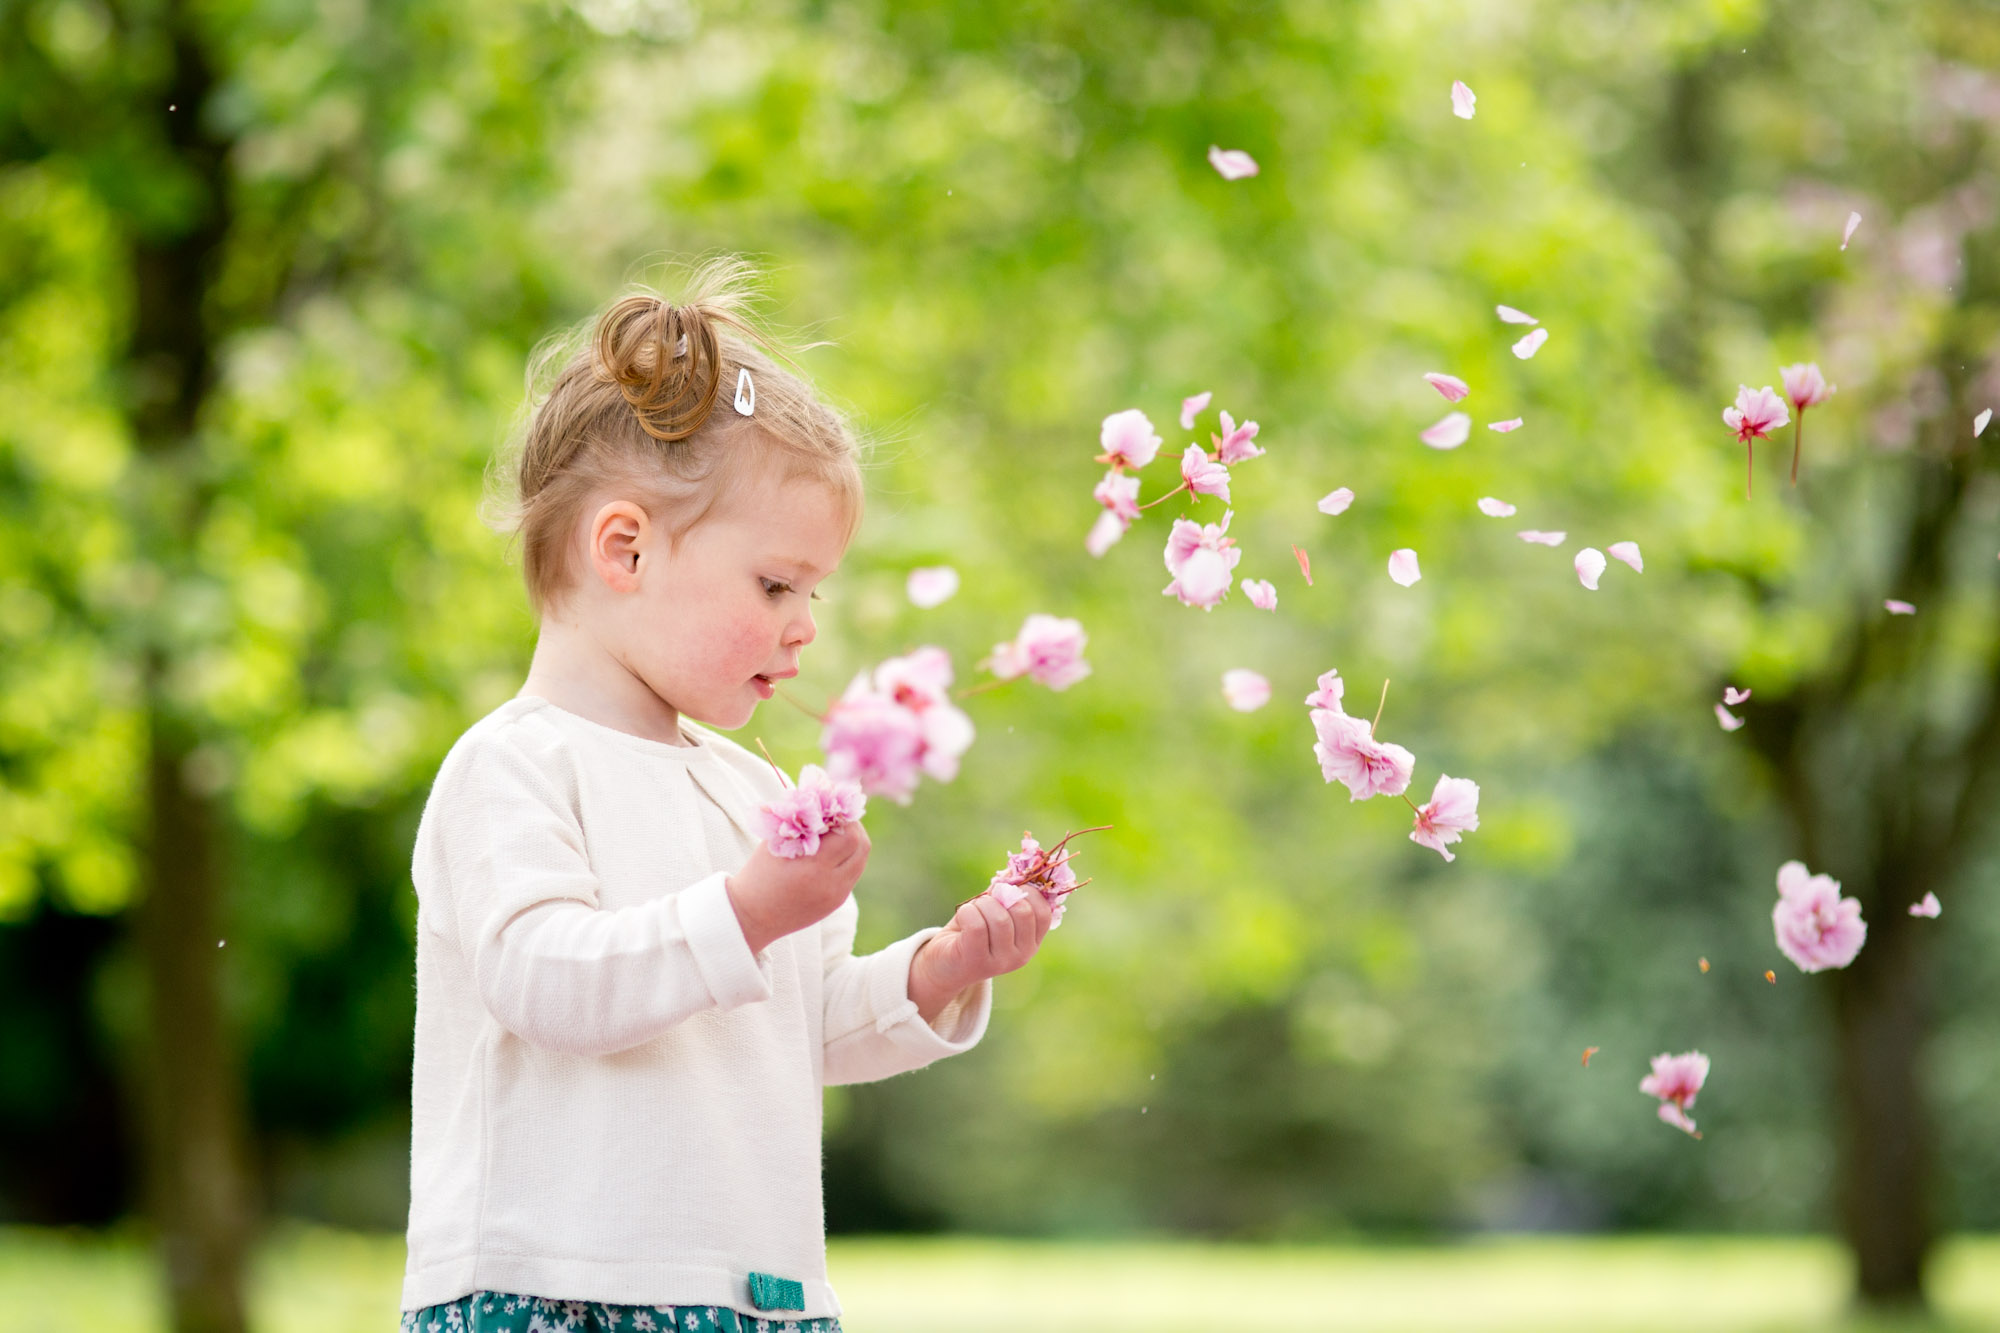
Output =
[{"x1": 3, "y1": 1225, "x2": 1998, "y2": 1332}]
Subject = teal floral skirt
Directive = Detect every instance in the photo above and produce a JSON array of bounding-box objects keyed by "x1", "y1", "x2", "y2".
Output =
[{"x1": 399, "y1": 1291, "x2": 841, "y2": 1333}]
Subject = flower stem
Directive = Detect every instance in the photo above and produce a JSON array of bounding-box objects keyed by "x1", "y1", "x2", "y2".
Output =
[
  {"x1": 776, "y1": 685, "x2": 827, "y2": 722},
  {"x1": 1791, "y1": 411, "x2": 1804, "y2": 486},
  {"x1": 1401, "y1": 792, "x2": 1421, "y2": 813},
  {"x1": 1371, "y1": 679, "x2": 1391, "y2": 736},
  {"x1": 752, "y1": 736, "x2": 788, "y2": 785},
  {"x1": 1746, "y1": 441, "x2": 1754, "y2": 500},
  {"x1": 953, "y1": 677, "x2": 1012, "y2": 700},
  {"x1": 1137, "y1": 481, "x2": 1190, "y2": 511}
]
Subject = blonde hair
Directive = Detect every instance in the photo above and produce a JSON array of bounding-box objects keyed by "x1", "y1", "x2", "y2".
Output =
[{"x1": 484, "y1": 259, "x2": 865, "y2": 619}]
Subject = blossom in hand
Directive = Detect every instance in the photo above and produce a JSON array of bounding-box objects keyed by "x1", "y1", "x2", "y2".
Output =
[
  {"x1": 1772, "y1": 860, "x2": 1867, "y2": 972},
  {"x1": 1450, "y1": 80, "x2": 1476, "y2": 119},
  {"x1": 1213, "y1": 411, "x2": 1264, "y2": 464},
  {"x1": 1093, "y1": 470, "x2": 1142, "y2": 522},
  {"x1": 987, "y1": 613, "x2": 1092, "y2": 691},
  {"x1": 906, "y1": 566, "x2": 959, "y2": 608},
  {"x1": 1097, "y1": 409, "x2": 1162, "y2": 469},
  {"x1": 1319, "y1": 487, "x2": 1355, "y2": 516},
  {"x1": 1163, "y1": 511, "x2": 1242, "y2": 609},
  {"x1": 986, "y1": 831, "x2": 1093, "y2": 927},
  {"x1": 1909, "y1": 893, "x2": 1941, "y2": 918},
  {"x1": 1180, "y1": 443, "x2": 1232, "y2": 502},
  {"x1": 1388, "y1": 548, "x2": 1422, "y2": 587},
  {"x1": 1512, "y1": 328, "x2": 1548, "y2": 359},
  {"x1": 1410, "y1": 774, "x2": 1480, "y2": 861},
  {"x1": 1222, "y1": 668, "x2": 1271, "y2": 711},
  {"x1": 1421, "y1": 412, "x2": 1471, "y2": 450},
  {"x1": 1575, "y1": 548, "x2": 1607, "y2": 590},
  {"x1": 1242, "y1": 578, "x2": 1277, "y2": 610},
  {"x1": 1180, "y1": 391, "x2": 1211, "y2": 430},
  {"x1": 1478, "y1": 497, "x2": 1517, "y2": 517},
  {"x1": 1424, "y1": 372, "x2": 1470, "y2": 402},
  {"x1": 1607, "y1": 541, "x2": 1644, "y2": 572},
  {"x1": 755, "y1": 764, "x2": 868, "y2": 859},
  {"x1": 1208, "y1": 145, "x2": 1259, "y2": 179},
  {"x1": 1640, "y1": 1051, "x2": 1709, "y2": 1137}
]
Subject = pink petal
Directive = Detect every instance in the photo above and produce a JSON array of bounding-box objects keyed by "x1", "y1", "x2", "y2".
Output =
[
  {"x1": 1242, "y1": 578, "x2": 1278, "y2": 611},
  {"x1": 1723, "y1": 686, "x2": 1751, "y2": 706},
  {"x1": 1841, "y1": 210, "x2": 1861, "y2": 250},
  {"x1": 1496, "y1": 305, "x2": 1539, "y2": 325},
  {"x1": 1423, "y1": 372, "x2": 1471, "y2": 402},
  {"x1": 1607, "y1": 541, "x2": 1644, "y2": 573},
  {"x1": 1477, "y1": 497, "x2": 1516, "y2": 517},
  {"x1": 1208, "y1": 145, "x2": 1259, "y2": 179},
  {"x1": 1293, "y1": 545, "x2": 1313, "y2": 586},
  {"x1": 1976, "y1": 409, "x2": 1992, "y2": 438},
  {"x1": 1575, "y1": 548, "x2": 1607, "y2": 590},
  {"x1": 1511, "y1": 328, "x2": 1548, "y2": 359},
  {"x1": 1318, "y1": 487, "x2": 1355, "y2": 515},
  {"x1": 1885, "y1": 599, "x2": 1917, "y2": 615},
  {"x1": 1908, "y1": 892, "x2": 1941, "y2": 918},
  {"x1": 1221, "y1": 668, "x2": 1271, "y2": 712},
  {"x1": 1450, "y1": 80, "x2": 1476, "y2": 119},
  {"x1": 1179, "y1": 391, "x2": 1212, "y2": 431},
  {"x1": 1085, "y1": 510, "x2": 1127, "y2": 558},
  {"x1": 990, "y1": 881, "x2": 1030, "y2": 910},
  {"x1": 1715, "y1": 703, "x2": 1745, "y2": 732},
  {"x1": 1420, "y1": 411, "x2": 1472, "y2": 450},
  {"x1": 1517, "y1": 529, "x2": 1566, "y2": 546},
  {"x1": 1387, "y1": 548, "x2": 1422, "y2": 587},
  {"x1": 906, "y1": 566, "x2": 960, "y2": 608},
  {"x1": 1656, "y1": 1102, "x2": 1700, "y2": 1136},
  {"x1": 1098, "y1": 408, "x2": 1162, "y2": 469},
  {"x1": 1487, "y1": 418, "x2": 1524, "y2": 433}
]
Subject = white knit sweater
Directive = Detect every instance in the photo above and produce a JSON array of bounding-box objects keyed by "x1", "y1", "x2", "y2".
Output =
[{"x1": 402, "y1": 695, "x2": 990, "y2": 1318}]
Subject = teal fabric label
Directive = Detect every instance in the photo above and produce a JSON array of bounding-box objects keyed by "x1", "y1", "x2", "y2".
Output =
[{"x1": 747, "y1": 1272, "x2": 806, "y2": 1312}]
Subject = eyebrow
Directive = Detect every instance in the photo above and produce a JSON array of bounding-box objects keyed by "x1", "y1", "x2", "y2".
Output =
[{"x1": 767, "y1": 558, "x2": 833, "y2": 579}]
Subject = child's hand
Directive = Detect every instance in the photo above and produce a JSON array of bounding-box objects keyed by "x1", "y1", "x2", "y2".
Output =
[
  {"x1": 907, "y1": 888, "x2": 1054, "y2": 1023},
  {"x1": 726, "y1": 823, "x2": 871, "y2": 954}
]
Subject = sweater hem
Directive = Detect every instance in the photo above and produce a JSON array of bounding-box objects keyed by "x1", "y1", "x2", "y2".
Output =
[{"x1": 401, "y1": 1253, "x2": 841, "y2": 1320}]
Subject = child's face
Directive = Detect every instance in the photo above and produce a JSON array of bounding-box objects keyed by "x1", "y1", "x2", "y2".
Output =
[{"x1": 601, "y1": 472, "x2": 851, "y2": 732}]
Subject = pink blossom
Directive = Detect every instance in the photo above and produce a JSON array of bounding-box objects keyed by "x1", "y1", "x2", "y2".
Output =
[
  {"x1": 1213, "y1": 411, "x2": 1264, "y2": 464},
  {"x1": 1978, "y1": 409, "x2": 1993, "y2": 438},
  {"x1": 1424, "y1": 372, "x2": 1471, "y2": 402},
  {"x1": 1772, "y1": 860, "x2": 1868, "y2": 973},
  {"x1": 1242, "y1": 578, "x2": 1277, "y2": 611},
  {"x1": 1421, "y1": 412, "x2": 1472, "y2": 450},
  {"x1": 1640, "y1": 1051, "x2": 1709, "y2": 1137},
  {"x1": 1163, "y1": 511, "x2": 1241, "y2": 609},
  {"x1": 1097, "y1": 409, "x2": 1162, "y2": 469},
  {"x1": 1842, "y1": 211, "x2": 1862, "y2": 250},
  {"x1": 906, "y1": 566, "x2": 959, "y2": 608},
  {"x1": 755, "y1": 764, "x2": 869, "y2": 859},
  {"x1": 1085, "y1": 510, "x2": 1127, "y2": 558},
  {"x1": 1180, "y1": 444, "x2": 1232, "y2": 501},
  {"x1": 1208, "y1": 145, "x2": 1259, "y2": 179},
  {"x1": 1909, "y1": 892, "x2": 1941, "y2": 918},
  {"x1": 1304, "y1": 669, "x2": 1344, "y2": 711},
  {"x1": 1488, "y1": 418, "x2": 1524, "y2": 433},
  {"x1": 1222, "y1": 668, "x2": 1271, "y2": 712},
  {"x1": 873, "y1": 645, "x2": 955, "y2": 712},
  {"x1": 823, "y1": 647, "x2": 975, "y2": 803},
  {"x1": 1886, "y1": 599, "x2": 1917, "y2": 615},
  {"x1": 1607, "y1": 541, "x2": 1644, "y2": 573},
  {"x1": 1512, "y1": 328, "x2": 1549, "y2": 359},
  {"x1": 1318, "y1": 487, "x2": 1355, "y2": 516},
  {"x1": 1478, "y1": 497, "x2": 1516, "y2": 517},
  {"x1": 1094, "y1": 470, "x2": 1141, "y2": 522},
  {"x1": 1410, "y1": 774, "x2": 1480, "y2": 861},
  {"x1": 1781, "y1": 363, "x2": 1835, "y2": 411},
  {"x1": 1723, "y1": 384, "x2": 1789, "y2": 497},
  {"x1": 987, "y1": 833, "x2": 1086, "y2": 927},
  {"x1": 1575, "y1": 548, "x2": 1607, "y2": 590},
  {"x1": 988, "y1": 613, "x2": 1092, "y2": 691},
  {"x1": 1388, "y1": 548, "x2": 1422, "y2": 587},
  {"x1": 1180, "y1": 391, "x2": 1212, "y2": 430},
  {"x1": 1496, "y1": 305, "x2": 1539, "y2": 325},
  {"x1": 1723, "y1": 686, "x2": 1751, "y2": 706},
  {"x1": 1450, "y1": 80, "x2": 1477, "y2": 119},
  {"x1": 1312, "y1": 709, "x2": 1416, "y2": 801},
  {"x1": 1517, "y1": 530, "x2": 1566, "y2": 546},
  {"x1": 1715, "y1": 703, "x2": 1745, "y2": 732}
]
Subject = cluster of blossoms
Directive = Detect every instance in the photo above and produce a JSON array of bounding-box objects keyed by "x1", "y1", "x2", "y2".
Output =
[
  {"x1": 820, "y1": 647, "x2": 975, "y2": 805},
  {"x1": 985, "y1": 828, "x2": 1104, "y2": 928},
  {"x1": 1720, "y1": 362, "x2": 1834, "y2": 496},
  {"x1": 1304, "y1": 669, "x2": 1481, "y2": 861},
  {"x1": 1771, "y1": 860, "x2": 1867, "y2": 973},
  {"x1": 754, "y1": 765, "x2": 867, "y2": 860}
]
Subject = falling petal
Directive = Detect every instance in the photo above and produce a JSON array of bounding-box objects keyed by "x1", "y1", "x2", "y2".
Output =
[
  {"x1": 1908, "y1": 892, "x2": 1942, "y2": 918},
  {"x1": 906, "y1": 566, "x2": 960, "y2": 608},
  {"x1": 1424, "y1": 372, "x2": 1471, "y2": 402},
  {"x1": 1517, "y1": 529, "x2": 1566, "y2": 546},
  {"x1": 1477, "y1": 497, "x2": 1517, "y2": 517},
  {"x1": 1242, "y1": 578, "x2": 1278, "y2": 611},
  {"x1": 1885, "y1": 599, "x2": 1917, "y2": 615},
  {"x1": 1085, "y1": 510, "x2": 1127, "y2": 558},
  {"x1": 1496, "y1": 305, "x2": 1539, "y2": 325},
  {"x1": 1388, "y1": 548, "x2": 1422, "y2": 587},
  {"x1": 1293, "y1": 544, "x2": 1313, "y2": 586},
  {"x1": 1581, "y1": 1046, "x2": 1599, "y2": 1067},
  {"x1": 1318, "y1": 487, "x2": 1355, "y2": 516},
  {"x1": 1575, "y1": 547, "x2": 1607, "y2": 590},
  {"x1": 1420, "y1": 411, "x2": 1472, "y2": 449},
  {"x1": 1511, "y1": 328, "x2": 1549, "y2": 359},
  {"x1": 1221, "y1": 668, "x2": 1272, "y2": 712},
  {"x1": 1715, "y1": 703, "x2": 1745, "y2": 732},
  {"x1": 1723, "y1": 686, "x2": 1751, "y2": 706},
  {"x1": 1487, "y1": 418, "x2": 1524, "y2": 433},
  {"x1": 1180, "y1": 391, "x2": 1212, "y2": 430},
  {"x1": 1607, "y1": 541, "x2": 1644, "y2": 572},
  {"x1": 1977, "y1": 408, "x2": 1993, "y2": 437},
  {"x1": 1208, "y1": 145, "x2": 1259, "y2": 179},
  {"x1": 1841, "y1": 211, "x2": 1861, "y2": 250},
  {"x1": 1451, "y1": 80, "x2": 1477, "y2": 119}
]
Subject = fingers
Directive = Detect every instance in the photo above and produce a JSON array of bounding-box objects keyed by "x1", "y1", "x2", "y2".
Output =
[
  {"x1": 971, "y1": 892, "x2": 1018, "y2": 958},
  {"x1": 1013, "y1": 889, "x2": 1053, "y2": 950}
]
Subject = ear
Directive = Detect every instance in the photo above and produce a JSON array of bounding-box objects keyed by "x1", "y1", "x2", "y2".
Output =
[{"x1": 586, "y1": 500, "x2": 651, "y2": 593}]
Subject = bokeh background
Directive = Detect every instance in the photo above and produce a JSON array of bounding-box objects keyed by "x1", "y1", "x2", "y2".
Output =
[{"x1": 5, "y1": 0, "x2": 2000, "y2": 1329}]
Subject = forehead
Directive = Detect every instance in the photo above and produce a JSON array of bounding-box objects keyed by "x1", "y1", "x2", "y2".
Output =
[{"x1": 706, "y1": 471, "x2": 855, "y2": 571}]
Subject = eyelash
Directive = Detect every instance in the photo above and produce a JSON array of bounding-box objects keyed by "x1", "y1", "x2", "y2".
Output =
[{"x1": 760, "y1": 578, "x2": 823, "y2": 602}]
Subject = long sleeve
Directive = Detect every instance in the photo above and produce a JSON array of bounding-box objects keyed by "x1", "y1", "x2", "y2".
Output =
[
  {"x1": 429, "y1": 731, "x2": 773, "y2": 1058},
  {"x1": 817, "y1": 893, "x2": 990, "y2": 1086}
]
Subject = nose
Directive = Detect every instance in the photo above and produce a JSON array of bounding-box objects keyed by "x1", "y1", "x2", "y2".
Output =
[{"x1": 785, "y1": 604, "x2": 817, "y2": 648}]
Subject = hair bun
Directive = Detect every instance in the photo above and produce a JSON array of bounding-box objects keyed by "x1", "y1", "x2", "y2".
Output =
[{"x1": 595, "y1": 294, "x2": 722, "y2": 442}]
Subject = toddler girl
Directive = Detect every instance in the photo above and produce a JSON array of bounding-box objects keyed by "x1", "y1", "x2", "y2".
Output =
[{"x1": 399, "y1": 262, "x2": 1053, "y2": 1332}]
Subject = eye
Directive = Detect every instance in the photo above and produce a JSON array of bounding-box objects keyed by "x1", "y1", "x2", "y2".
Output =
[{"x1": 759, "y1": 577, "x2": 793, "y2": 599}]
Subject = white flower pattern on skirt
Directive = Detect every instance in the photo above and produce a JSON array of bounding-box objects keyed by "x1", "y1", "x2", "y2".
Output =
[{"x1": 401, "y1": 1292, "x2": 835, "y2": 1333}]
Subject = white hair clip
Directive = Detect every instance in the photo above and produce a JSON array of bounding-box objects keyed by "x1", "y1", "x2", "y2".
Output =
[
  {"x1": 733, "y1": 367, "x2": 755, "y2": 416},
  {"x1": 673, "y1": 334, "x2": 688, "y2": 359}
]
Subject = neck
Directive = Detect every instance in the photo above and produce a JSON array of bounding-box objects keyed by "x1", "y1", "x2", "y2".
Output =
[{"x1": 517, "y1": 613, "x2": 692, "y2": 747}]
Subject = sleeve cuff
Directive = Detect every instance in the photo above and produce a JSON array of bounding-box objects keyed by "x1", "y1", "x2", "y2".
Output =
[
  {"x1": 865, "y1": 926, "x2": 992, "y2": 1056},
  {"x1": 677, "y1": 870, "x2": 774, "y2": 1011}
]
